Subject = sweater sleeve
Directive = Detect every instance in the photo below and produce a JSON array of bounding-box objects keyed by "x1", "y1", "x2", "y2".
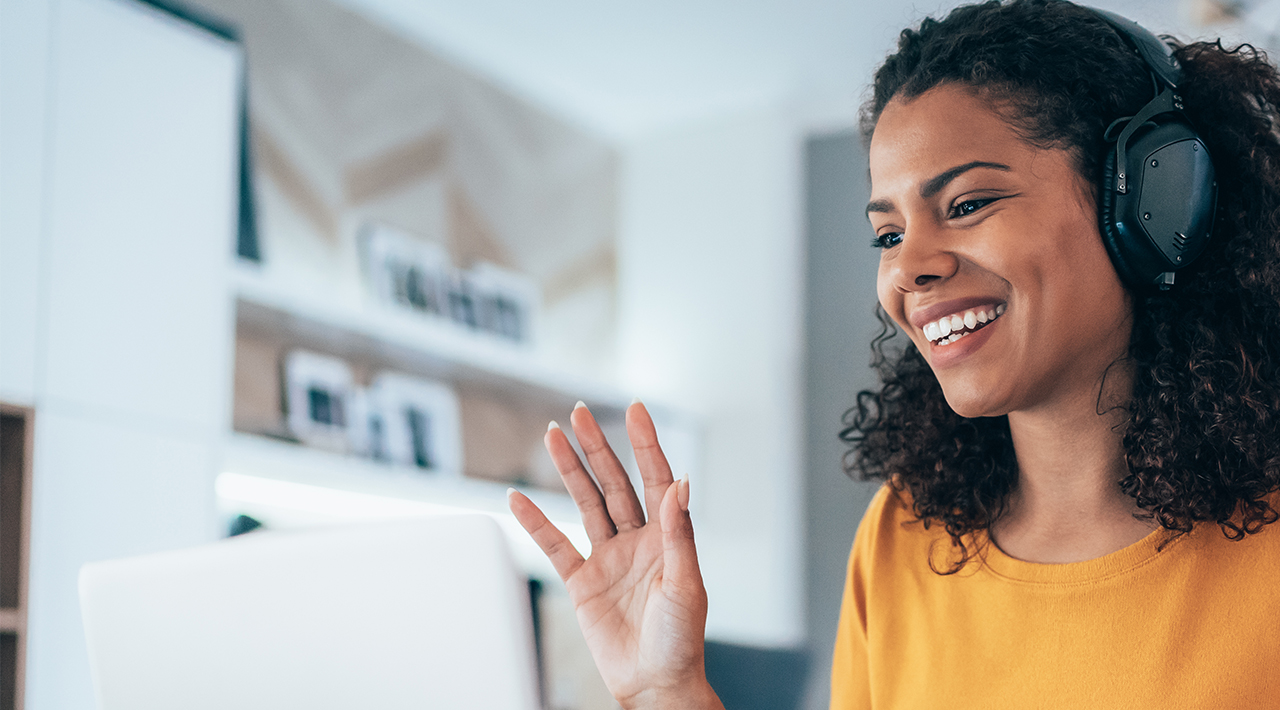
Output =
[{"x1": 829, "y1": 485, "x2": 890, "y2": 710}]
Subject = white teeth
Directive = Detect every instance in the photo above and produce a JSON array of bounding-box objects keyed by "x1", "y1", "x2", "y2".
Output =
[{"x1": 921, "y1": 303, "x2": 1007, "y2": 346}]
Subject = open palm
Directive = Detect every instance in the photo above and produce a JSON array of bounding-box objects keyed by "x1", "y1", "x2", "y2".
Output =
[{"x1": 508, "y1": 402, "x2": 723, "y2": 710}]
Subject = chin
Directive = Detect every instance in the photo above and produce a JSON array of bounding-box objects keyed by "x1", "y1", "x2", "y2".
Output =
[{"x1": 939, "y1": 383, "x2": 1012, "y2": 419}]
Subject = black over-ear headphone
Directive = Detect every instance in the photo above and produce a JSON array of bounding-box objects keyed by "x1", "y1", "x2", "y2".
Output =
[{"x1": 1090, "y1": 7, "x2": 1218, "y2": 291}]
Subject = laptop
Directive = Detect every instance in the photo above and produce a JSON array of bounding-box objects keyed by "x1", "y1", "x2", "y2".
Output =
[{"x1": 79, "y1": 514, "x2": 541, "y2": 709}]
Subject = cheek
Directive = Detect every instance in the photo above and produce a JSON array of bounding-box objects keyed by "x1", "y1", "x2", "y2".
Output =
[
  {"x1": 1045, "y1": 219, "x2": 1123, "y2": 302},
  {"x1": 1041, "y1": 189, "x2": 1113, "y2": 279},
  {"x1": 999, "y1": 205, "x2": 1112, "y2": 293},
  {"x1": 1008, "y1": 216, "x2": 1129, "y2": 345}
]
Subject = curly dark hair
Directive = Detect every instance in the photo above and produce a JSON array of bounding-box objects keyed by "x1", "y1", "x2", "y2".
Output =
[{"x1": 841, "y1": 0, "x2": 1280, "y2": 571}]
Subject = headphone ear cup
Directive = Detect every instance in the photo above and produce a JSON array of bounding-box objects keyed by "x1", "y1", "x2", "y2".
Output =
[
  {"x1": 1100, "y1": 122, "x2": 1218, "y2": 291},
  {"x1": 1098, "y1": 151, "x2": 1142, "y2": 288}
]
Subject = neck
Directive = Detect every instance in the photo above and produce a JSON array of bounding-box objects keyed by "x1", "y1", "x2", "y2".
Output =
[{"x1": 992, "y1": 362, "x2": 1157, "y2": 563}]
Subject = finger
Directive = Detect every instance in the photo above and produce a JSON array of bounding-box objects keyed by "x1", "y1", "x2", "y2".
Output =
[
  {"x1": 626, "y1": 400, "x2": 676, "y2": 516},
  {"x1": 570, "y1": 402, "x2": 646, "y2": 532},
  {"x1": 659, "y1": 477, "x2": 704, "y2": 598},
  {"x1": 508, "y1": 488, "x2": 585, "y2": 582},
  {"x1": 546, "y1": 421, "x2": 617, "y2": 544}
]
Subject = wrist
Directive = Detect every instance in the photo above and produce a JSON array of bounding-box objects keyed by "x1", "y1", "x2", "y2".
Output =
[{"x1": 622, "y1": 677, "x2": 724, "y2": 710}]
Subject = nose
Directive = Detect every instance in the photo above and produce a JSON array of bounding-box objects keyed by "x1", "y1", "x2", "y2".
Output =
[{"x1": 883, "y1": 226, "x2": 960, "y2": 293}]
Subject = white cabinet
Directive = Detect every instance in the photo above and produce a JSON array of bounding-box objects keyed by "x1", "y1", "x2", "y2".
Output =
[
  {"x1": 0, "y1": 0, "x2": 54, "y2": 405},
  {"x1": 9, "y1": 1, "x2": 243, "y2": 707},
  {"x1": 41, "y1": 0, "x2": 239, "y2": 431},
  {"x1": 27, "y1": 412, "x2": 218, "y2": 709}
]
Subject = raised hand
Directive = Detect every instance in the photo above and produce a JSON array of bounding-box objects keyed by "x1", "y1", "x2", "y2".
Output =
[{"x1": 507, "y1": 401, "x2": 724, "y2": 710}]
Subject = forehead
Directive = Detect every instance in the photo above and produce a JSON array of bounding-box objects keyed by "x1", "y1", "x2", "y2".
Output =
[{"x1": 868, "y1": 84, "x2": 1035, "y2": 193}]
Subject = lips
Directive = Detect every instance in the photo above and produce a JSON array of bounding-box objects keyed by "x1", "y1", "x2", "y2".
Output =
[{"x1": 906, "y1": 296, "x2": 1009, "y2": 362}]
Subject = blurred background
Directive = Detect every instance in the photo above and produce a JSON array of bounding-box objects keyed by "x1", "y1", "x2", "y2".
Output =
[{"x1": 0, "y1": 0, "x2": 1273, "y2": 707}]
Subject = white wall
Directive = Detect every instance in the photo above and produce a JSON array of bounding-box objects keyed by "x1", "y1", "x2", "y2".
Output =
[
  {"x1": 617, "y1": 105, "x2": 807, "y2": 647},
  {"x1": 0, "y1": 0, "x2": 242, "y2": 706}
]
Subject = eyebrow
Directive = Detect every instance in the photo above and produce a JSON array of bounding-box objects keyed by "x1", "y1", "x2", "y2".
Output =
[{"x1": 865, "y1": 160, "x2": 1012, "y2": 217}]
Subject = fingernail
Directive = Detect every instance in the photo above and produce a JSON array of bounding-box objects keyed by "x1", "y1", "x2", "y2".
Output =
[
  {"x1": 631, "y1": 397, "x2": 642, "y2": 406},
  {"x1": 548, "y1": 420, "x2": 560, "y2": 432},
  {"x1": 506, "y1": 487, "x2": 518, "y2": 499},
  {"x1": 678, "y1": 476, "x2": 690, "y2": 512},
  {"x1": 574, "y1": 400, "x2": 587, "y2": 410}
]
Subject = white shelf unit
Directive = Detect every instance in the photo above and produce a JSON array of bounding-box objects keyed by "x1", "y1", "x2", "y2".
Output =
[{"x1": 224, "y1": 262, "x2": 702, "y2": 578}]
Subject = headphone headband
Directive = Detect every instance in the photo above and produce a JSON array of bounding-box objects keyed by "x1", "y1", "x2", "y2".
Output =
[{"x1": 1089, "y1": 7, "x2": 1182, "y2": 89}]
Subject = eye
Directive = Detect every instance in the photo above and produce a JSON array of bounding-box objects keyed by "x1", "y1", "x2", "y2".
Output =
[
  {"x1": 949, "y1": 197, "x2": 999, "y2": 219},
  {"x1": 871, "y1": 232, "x2": 903, "y2": 249}
]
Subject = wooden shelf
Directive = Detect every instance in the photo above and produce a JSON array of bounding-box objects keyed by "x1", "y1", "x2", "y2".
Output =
[{"x1": 0, "y1": 403, "x2": 31, "y2": 710}]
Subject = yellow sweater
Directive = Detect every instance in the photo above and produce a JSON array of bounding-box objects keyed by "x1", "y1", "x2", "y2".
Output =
[{"x1": 831, "y1": 485, "x2": 1280, "y2": 709}]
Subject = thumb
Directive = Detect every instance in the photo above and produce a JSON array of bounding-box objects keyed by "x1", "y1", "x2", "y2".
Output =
[{"x1": 659, "y1": 477, "x2": 704, "y2": 598}]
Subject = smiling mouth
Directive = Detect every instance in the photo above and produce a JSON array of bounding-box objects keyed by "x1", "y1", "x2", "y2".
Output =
[{"x1": 922, "y1": 304, "x2": 1006, "y2": 346}]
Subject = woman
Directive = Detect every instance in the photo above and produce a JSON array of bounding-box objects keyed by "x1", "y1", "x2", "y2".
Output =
[{"x1": 508, "y1": 1, "x2": 1280, "y2": 707}]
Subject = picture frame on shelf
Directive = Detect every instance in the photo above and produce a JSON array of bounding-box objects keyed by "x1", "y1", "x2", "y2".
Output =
[
  {"x1": 359, "y1": 221, "x2": 451, "y2": 317},
  {"x1": 468, "y1": 261, "x2": 539, "y2": 345},
  {"x1": 367, "y1": 372, "x2": 463, "y2": 476},
  {"x1": 445, "y1": 270, "x2": 478, "y2": 330},
  {"x1": 357, "y1": 220, "x2": 540, "y2": 346},
  {"x1": 345, "y1": 386, "x2": 388, "y2": 462},
  {"x1": 282, "y1": 350, "x2": 354, "y2": 452}
]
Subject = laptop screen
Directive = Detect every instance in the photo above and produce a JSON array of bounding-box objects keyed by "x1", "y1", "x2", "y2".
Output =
[{"x1": 79, "y1": 515, "x2": 540, "y2": 709}]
